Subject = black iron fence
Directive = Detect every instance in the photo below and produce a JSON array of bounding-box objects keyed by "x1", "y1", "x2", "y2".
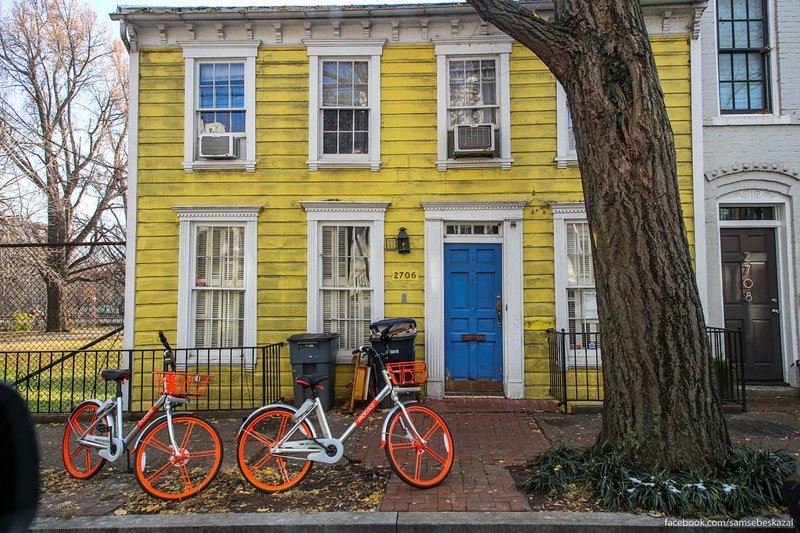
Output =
[
  {"x1": 1, "y1": 343, "x2": 284, "y2": 414},
  {"x1": 548, "y1": 327, "x2": 746, "y2": 412}
]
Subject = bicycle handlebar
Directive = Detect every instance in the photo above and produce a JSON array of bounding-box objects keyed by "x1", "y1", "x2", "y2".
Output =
[{"x1": 158, "y1": 330, "x2": 176, "y2": 372}]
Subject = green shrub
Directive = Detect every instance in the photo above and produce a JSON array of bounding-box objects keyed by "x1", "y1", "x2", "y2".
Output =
[
  {"x1": 9, "y1": 310, "x2": 35, "y2": 331},
  {"x1": 523, "y1": 445, "x2": 796, "y2": 518}
]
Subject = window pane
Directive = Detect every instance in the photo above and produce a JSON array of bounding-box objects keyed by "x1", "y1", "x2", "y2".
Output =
[
  {"x1": 567, "y1": 108, "x2": 576, "y2": 152},
  {"x1": 732, "y1": 0, "x2": 747, "y2": 18},
  {"x1": 748, "y1": 82, "x2": 764, "y2": 109},
  {"x1": 354, "y1": 84, "x2": 369, "y2": 106},
  {"x1": 354, "y1": 109, "x2": 369, "y2": 131},
  {"x1": 719, "y1": 206, "x2": 775, "y2": 220},
  {"x1": 354, "y1": 132, "x2": 368, "y2": 154},
  {"x1": 748, "y1": 0, "x2": 763, "y2": 18},
  {"x1": 338, "y1": 86, "x2": 353, "y2": 107},
  {"x1": 482, "y1": 82, "x2": 497, "y2": 105},
  {"x1": 566, "y1": 222, "x2": 594, "y2": 286},
  {"x1": 338, "y1": 61, "x2": 353, "y2": 85},
  {"x1": 719, "y1": 82, "x2": 734, "y2": 110},
  {"x1": 733, "y1": 81, "x2": 749, "y2": 108},
  {"x1": 215, "y1": 84, "x2": 229, "y2": 108},
  {"x1": 323, "y1": 132, "x2": 337, "y2": 154},
  {"x1": 339, "y1": 132, "x2": 353, "y2": 154},
  {"x1": 322, "y1": 86, "x2": 336, "y2": 106},
  {"x1": 321, "y1": 225, "x2": 371, "y2": 288},
  {"x1": 732, "y1": 54, "x2": 747, "y2": 80},
  {"x1": 322, "y1": 289, "x2": 372, "y2": 352},
  {"x1": 733, "y1": 21, "x2": 748, "y2": 48},
  {"x1": 230, "y1": 111, "x2": 245, "y2": 133},
  {"x1": 323, "y1": 110, "x2": 337, "y2": 131},
  {"x1": 199, "y1": 86, "x2": 213, "y2": 108},
  {"x1": 719, "y1": 21, "x2": 733, "y2": 48},
  {"x1": 481, "y1": 60, "x2": 496, "y2": 80},
  {"x1": 719, "y1": 55, "x2": 732, "y2": 81},
  {"x1": 199, "y1": 63, "x2": 213, "y2": 84},
  {"x1": 747, "y1": 53, "x2": 763, "y2": 80},
  {"x1": 322, "y1": 61, "x2": 337, "y2": 84},
  {"x1": 214, "y1": 63, "x2": 229, "y2": 83},
  {"x1": 231, "y1": 84, "x2": 244, "y2": 108},
  {"x1": 748, "y1": 21, "x2": 764, "y2": 47},
  {"x1": 449, "y1": 61, "x2": 465, "y2": 82},
  {"x1": 718, "y1": 0, "x2": 732, "y2": 19},
  {"x1": 195, "y1": 290, "x2": 243, "y2": 348},
  {"x1": 353, "y1": 61, "x2": 368, "y2": 84},
  {"x1": 338, "y1": 109, "x2": 353, "y2": 131},
  {"x1": 230, "y1": 63, "x2": 244, "y2": 83}
]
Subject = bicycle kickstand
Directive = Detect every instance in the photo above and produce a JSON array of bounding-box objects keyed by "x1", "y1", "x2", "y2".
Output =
[{"x1": 125, "y1": 448, "x2": 133, "y2": 474}]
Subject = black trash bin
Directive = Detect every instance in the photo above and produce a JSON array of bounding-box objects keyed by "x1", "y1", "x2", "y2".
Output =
[
  {"x1": 288, "y1": 333, "x2": 338, "y2": 411},
  {"x1": 369, "y1": 318, "x2": 417, "y2": 407},
  {"x1": 370, "y1": 318, "x2": 417, "y2": 362}
]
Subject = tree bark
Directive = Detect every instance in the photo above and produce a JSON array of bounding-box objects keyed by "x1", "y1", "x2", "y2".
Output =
[{"x1": 468, "y1": 0, "x2": 730, "y2": 471}]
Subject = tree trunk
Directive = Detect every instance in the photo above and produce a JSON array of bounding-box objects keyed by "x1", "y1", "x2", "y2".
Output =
[
  {"x1": 468, "y1": 0, "x2": 730, "y2": 471},
  {"x1": 45, "y1": 195, "x2": 68, "y2": 332}
]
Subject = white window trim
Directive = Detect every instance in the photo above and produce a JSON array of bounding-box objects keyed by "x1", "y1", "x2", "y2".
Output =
[
  {"x1": 181, "y1": 41, "x2": 260, "y2": 173},
  {"x1": 305, "y1": 40, "x2": 385, "y2": 172},
  {"x1": 555, "y1": 82, "x2": 578, "y2": 168},
  {"x1": 174, "y1": 205, "x2": 261, "y2": 367},
  {"x1": 551, "y1": 203, "x2": 588, "y2": 333},
  {"x1": 433, "y1": 37, "x2": 513, "y2": 171},
  {"x1": 302, "y1": 201, "x2": 388, "y2": 362},
  {"x1": 711, "y1": 0, "x2": 785, "y2": 123},
  {"x1": 422, "y1": 200, "x2": 526, "y2": 399}
]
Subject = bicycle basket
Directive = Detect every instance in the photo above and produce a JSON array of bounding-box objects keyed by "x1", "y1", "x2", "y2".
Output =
[
  {"x1": 386, "y1": 361, "x2": 426, "y2": 387},
  {"x1": 153, "y1": 372, "x2": 213, "y2": 397}
]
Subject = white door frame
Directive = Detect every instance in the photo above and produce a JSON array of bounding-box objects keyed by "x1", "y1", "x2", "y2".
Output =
[{"x1": 422, "y1": 201, "x2": 526, "y2": 398}]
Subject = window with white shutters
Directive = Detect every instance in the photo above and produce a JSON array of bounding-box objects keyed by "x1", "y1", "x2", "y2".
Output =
[
  {"x1": 194, "y1": 226, "x2": 245, "y2": 349},
  {"x1": 321, "y1": 225, "x2": 372, "y2": 353}
]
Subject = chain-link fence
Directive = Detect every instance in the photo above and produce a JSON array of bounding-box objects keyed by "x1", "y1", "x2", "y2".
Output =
[{"x1": 0, "y1": 241, "x2": 125, "y2": 352}]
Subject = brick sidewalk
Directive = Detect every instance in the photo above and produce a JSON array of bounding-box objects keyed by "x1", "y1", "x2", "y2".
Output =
[{"x1": 351, "y1": 398, "x2": 557, "y2": 512}]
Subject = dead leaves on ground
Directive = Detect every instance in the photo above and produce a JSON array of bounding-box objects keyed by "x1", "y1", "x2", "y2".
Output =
[{"x1": 39, "y1": 465, "x2": 391, "y2": 516}]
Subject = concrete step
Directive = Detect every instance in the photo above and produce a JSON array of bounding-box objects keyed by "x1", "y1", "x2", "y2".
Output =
[{"x1": 746, "y1": 385, "x2": 799, "y2": 398}]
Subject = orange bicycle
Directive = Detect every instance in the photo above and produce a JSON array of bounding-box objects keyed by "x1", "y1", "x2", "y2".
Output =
[
  {"x1": 62, "y1": 332, "x2": 223, "y2": 500},
  {"x1": 235, "y1": 326, "x2": 454, "y2": 491}
]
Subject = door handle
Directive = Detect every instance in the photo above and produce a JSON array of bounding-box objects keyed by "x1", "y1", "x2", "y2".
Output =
[
  {"x1": 496, "y1": 295, "x2": 502, "y2": 329},
  {"x1": 772, "y1": 309, "x2": 780, "y2": 315}
]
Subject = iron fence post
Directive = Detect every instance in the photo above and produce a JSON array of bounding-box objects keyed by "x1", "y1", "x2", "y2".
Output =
[{"x1": 560, "y1": 328, "x2": 568, "y2": 410}]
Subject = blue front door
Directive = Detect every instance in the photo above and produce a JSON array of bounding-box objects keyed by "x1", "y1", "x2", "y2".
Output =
[{"x1": 444, "y1": 243, "x2": 503, "y2": 385}]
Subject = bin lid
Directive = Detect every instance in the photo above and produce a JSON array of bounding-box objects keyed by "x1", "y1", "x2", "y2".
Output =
[
  {"x1": 288, "y1": 332, "x2": 339, "y2": 343},
  {"x1": 369, "y1": 318, "x2": 417, "y2": 330}
]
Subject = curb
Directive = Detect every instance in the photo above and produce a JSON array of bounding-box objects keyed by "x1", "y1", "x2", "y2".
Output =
[{"x1": 30, "y1": 511, "x2": 795, "y2": 532}]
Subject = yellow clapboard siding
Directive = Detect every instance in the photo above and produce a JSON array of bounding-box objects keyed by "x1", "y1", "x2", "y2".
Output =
[{"x1": 133, "y1": 37, "x2": 695, "y2": 402}]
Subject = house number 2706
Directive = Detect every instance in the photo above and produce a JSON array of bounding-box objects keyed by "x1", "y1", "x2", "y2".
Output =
[
  {"x1": 741, "y1": 251, "x2": 754, "y2": 302},
  {"x1": 393, "y1": 271, "x2": 418, "y2": 280}
]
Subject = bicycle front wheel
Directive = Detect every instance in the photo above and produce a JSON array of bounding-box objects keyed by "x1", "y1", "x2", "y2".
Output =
[
  {"x1": 237, "y1": 406, "x2": 314, "y2": 492},
  {"x1": 385, "y1": 404, "x2": 454, "y2": 489},
  {"x1": 134, "y1": 413, "x2": 222, "y2": 500},
  {"x1": 62, "y1": 400, "x2": 107, "y2": 480}
]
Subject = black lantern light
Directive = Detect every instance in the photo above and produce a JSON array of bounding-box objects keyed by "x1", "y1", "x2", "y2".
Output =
[{"x1": 396, "y1": 227, "x2": 411, "y2": 254}]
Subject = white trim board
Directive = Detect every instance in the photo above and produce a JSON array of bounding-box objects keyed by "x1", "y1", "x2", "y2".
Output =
[{"x1": 422, "y1": 200, "x2": 526, "y2": 399}]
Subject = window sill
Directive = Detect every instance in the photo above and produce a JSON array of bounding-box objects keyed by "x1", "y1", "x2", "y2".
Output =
[
  {"x1": 436, "y1": 158, "x2": 513, "y2": 171},
  {"x1": 308, "y1": 159, "x2": 381, "y2": 172},
  {"x1": 184, "y1": 160, "x2": 257, "y2": 173},
  {"x1": 555, "y1": 155, "x2": 578, "y2": 169},
  {"x1": 707, "y1": 114, "x2": 792, "y2": 127}
]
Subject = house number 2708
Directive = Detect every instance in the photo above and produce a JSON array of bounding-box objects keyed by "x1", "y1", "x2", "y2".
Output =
[{"x1": 741, "y1": 251, "x2": 754, "y2": 302}]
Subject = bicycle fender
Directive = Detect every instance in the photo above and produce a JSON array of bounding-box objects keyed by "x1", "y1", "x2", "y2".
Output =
[
  {"x1": 379, "y1": 400, "x2": 420, "y2": 448},
  {"x1": 130, "y1": 412, "x2": 195, "y2": 452},
  {"x1": 234, "y1": 403, "x2": 319, "y2": 442},
  {"x1": 69, "y1": 398, "x2": 102, "y2": 414}
]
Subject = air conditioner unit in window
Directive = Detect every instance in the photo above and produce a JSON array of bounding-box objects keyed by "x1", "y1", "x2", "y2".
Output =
[
  {"x1": 199, "y1": 133, "x2": 239, "y2": 159},
  {"x1": 453, "y1": 123, "x2": 495, "y2": 157}
]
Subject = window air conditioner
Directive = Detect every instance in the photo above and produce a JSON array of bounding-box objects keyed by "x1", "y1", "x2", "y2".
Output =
[
  {"x1": 199, "y1": 133, "x2": 239, "y2": 159},
  {"x1": 453, "y1": 123, "x2": 495, "y2": 156}
]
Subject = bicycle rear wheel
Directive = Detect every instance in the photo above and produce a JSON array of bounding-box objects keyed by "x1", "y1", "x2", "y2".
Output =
[
  {"x1": 134, "y1": 413, "x2": 222, "y2": 500},
  {"x1": 62, "y1": 400, "x2": 107, "y2": 480},
  {"x1": 237, "y1": 406, "x2": 314, "y2": 492},
  {"x1": 385, "y1": 404, "x2": 454, "y2": 489}
]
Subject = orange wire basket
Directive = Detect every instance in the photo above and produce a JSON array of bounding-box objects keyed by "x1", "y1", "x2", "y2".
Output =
[
  {"x1": 153, "y1": 372, "x2": 213, "y2": 397},
  {"x1": 386, "y1": 361, "x2": 427, "y2": 387}
]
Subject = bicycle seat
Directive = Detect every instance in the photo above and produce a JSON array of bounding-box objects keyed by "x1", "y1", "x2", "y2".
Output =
[
  {"x1": 294, "y1": 374, "x2": 328, "y2": 390},
  {"x1": 100, "y1": 369, "x2": 131, "y2": 382}
]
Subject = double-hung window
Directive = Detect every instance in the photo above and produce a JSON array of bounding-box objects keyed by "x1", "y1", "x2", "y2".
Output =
[
  {"x1": 717, "y1": 0, "x2": 770, "y2": 113},
  {"x1": 552, "y1": 204, "x2": 600, "y2": 367},
  {"x1": 306, "y1": 41, "x2": 384, "y2": 171},
  {"x1": 182, "y1": 42, "x2": 259, "y2": 172},
  {"x1": 434, "y1": 38, "x2": 512, "y2": 171},
  {"x1": 303, "y1": 201, "x2": 387, "y2": 361},
  {"x1": 175, "y1": 206, "x2": 260, "y2": 367},
  {"x1": 556, "y1": 82, "x2": 577, "y2": 168}
]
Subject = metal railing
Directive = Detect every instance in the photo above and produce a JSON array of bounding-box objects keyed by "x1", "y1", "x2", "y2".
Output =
[
  {"x1": 2, "y1": 342, "x2": 284, "y2": 414},
  {"x1": 548, "y1": 327, "x2": 746, "y2": 412}
]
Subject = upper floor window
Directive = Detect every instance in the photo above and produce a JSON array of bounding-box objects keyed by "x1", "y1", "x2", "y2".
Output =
[
  {"x1": 717, "y1": 0, "x2": 770, "y2": 113},
  {"x1": 555, "y1": 82, "x2": 577, "y2": 168},
  {"x1": 434, "y1": 38, "x2": 512, "y2": 171},
  {"x1": 182, "y1": 42, "x2": 259, "y2": 172},
  {"x1": 306, "y1": 41, "x2": 385, "y2": 171}
]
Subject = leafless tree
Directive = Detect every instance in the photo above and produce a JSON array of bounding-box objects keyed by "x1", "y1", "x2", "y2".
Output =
[
  {"x1": 0, "y1": 0, "x2": 128, "y2": 331},
  {"x1": 468, "y1": 0, "x2": 729, "y2": 472}
]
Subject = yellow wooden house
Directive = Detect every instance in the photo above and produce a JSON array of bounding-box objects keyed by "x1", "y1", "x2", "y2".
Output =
[{"x1": 112, "y1": 2, "x2": 706, "y2": 407}]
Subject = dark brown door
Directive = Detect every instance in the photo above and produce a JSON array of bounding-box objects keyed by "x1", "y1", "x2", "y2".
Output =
[{"x1": 721, "y1": 228, "x2": 783, "y2": 382}]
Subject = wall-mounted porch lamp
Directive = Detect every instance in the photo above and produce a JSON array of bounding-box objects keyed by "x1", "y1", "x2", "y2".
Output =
[{"x1": 396, "y1": 227, "x2": 411, "y2": 254}]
